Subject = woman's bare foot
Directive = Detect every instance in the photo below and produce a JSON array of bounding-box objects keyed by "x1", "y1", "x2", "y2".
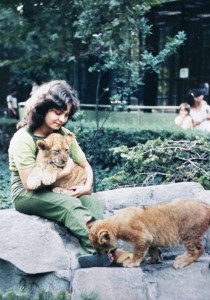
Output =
[
  {"x1": 111, "y1": 248, "x2": 126, "y2": 260},
  {"x1": 109, "y1": 248, "x2": 132, "y2": 264}
]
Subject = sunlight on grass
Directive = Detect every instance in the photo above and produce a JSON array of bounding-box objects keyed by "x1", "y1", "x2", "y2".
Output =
[{"x1": 80, "y1": 110, "x2": 177, "y2": 130}]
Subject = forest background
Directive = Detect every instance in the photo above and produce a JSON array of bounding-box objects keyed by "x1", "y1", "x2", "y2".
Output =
[{"x1": 0, "y1": 0, "x2": 184, "y2": 104}]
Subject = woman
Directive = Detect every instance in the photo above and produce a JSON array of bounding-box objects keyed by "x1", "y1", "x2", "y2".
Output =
[
  {"x1": 8, "y1": 80, "x2": 128, "y2": 267},
  {"x1": 187, "y1": 88, "x2": 210, "y2": 132}
]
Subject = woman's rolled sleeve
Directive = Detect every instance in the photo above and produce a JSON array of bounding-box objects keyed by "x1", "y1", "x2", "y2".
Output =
[{"x1": 9, "y1": 129, "x2": 36, "y2": 171}]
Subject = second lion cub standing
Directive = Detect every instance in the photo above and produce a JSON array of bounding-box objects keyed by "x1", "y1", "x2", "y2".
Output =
[
  {"x1": 27, "y1": 133, "x2": 87, "y2": 195},
  {"x1": 87, "y1": 199, "x2": 210, "y2": 269}
]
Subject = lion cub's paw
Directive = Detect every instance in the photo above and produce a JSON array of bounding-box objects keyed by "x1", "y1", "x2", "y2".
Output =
[
  {"x1": 123, "y1": 259, "x2": 140, "y2": 268},
  {"x1": 27, "y1": 176, "x2": 42, "y2": 190},
  {"x1": 173, "y1": 256, "x2": 189, "y2": 269},
  {"x1": 173, "y1": 260, "x2": 188, "y2": 269},
  {"x1": 42, "y1": 172, "x2": 57, "y2": 185}
]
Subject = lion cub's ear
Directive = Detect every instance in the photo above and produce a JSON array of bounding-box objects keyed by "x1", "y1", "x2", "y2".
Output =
[
  {"x1": 37, "y1": 140, "x2": 51, "y2": 150},
  {"x1": 98, "y1": 230, "x2": 110, "y2": 245}
]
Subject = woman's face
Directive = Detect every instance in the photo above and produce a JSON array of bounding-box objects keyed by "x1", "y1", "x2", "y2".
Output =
[
  {"x1": 44, "y1": 102, "x2": 72, "y2": 130},
  {"x1": 195, "y1": 94, "x2": 204, "y2": 103}
]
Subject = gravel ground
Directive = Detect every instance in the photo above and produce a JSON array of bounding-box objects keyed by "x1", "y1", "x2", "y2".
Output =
[{"x1": 0, "y1": 154, "x2": 12, "y2": 209}]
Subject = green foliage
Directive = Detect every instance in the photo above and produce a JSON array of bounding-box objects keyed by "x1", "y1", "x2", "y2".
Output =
[
  {"x1": 102, "y1": 137, "x2": 210, "y2": 190},
  {"x1": 74, "y1": 1, "x2": 186, "y2": 99},
  {"x1": 80, "y1": 292, "x2": 100, "y2": 300},
  {"x1": 4, "y1": 291, "x2": 16, "y2": 300},
  {"x1": 0, "y1": 1, "x2": 77, "y2": 86},
  {"x1": 0, "y1": 0, "x2": 185, "y2": 100},
  {"x1": 67, "y1": 122, "x2": 198, "y2": 169},
  {"x1": 0, "y1": 289, "x2": 70, "y2": 300},
  {"x1": 66, "y1": 122, "x2": 210, "y2": 191},
  {"x1": 141, "y1": 31, "x2": 186, "y2": 73},
  {"x1": 0, "y1": 123, "x2": 17, "y2": 153},
  {"x1": 2, "y1": 288, "x2": 31, "y2": 300}
]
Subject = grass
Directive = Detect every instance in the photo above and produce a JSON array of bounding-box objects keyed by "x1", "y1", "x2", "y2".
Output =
[
  {"x1": 18, "y1": 104, "x2": 177, "y2": 130},
  {"x1": 76, "y1": 110, "x2": 177, "y2": 131}
]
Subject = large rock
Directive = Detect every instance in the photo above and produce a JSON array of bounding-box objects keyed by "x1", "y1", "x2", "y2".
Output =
[
  {"x1": 0, "y1": 182, "x2": 210, "y2": 299},
  {"x1": 0, "y1": 210, "x2": 70, "y2": 274},
  {"x1": 0, "y1": 210, "x2": 80, "y2": 296},
  {"x1": 71, "y1": 261, "x2": 210, "y2": 300},
  {"x1": 96, "y1": 181, "x2": 210, "y2": 211}
]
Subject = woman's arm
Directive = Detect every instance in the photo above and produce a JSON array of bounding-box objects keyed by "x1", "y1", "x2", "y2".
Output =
[
  {"x1": 67, "y1": 160, "x2": 94, "y2": 197},
  {"x1": 18, "y1": 168, "x2": 34, "y2": 191},
  {"x1": 80, "y1": 160, "x2": 94, "y2": 190}
]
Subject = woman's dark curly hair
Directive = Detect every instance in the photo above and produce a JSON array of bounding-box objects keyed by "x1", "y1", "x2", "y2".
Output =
[
  {"x1": 17, "y1": 80, "x2": 80, "y2": 131},
  {"x1": 186, "y1": 88, "x2": 204, "y2": 107}
]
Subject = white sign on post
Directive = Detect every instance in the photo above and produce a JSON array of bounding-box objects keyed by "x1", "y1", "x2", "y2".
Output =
[{"x1": 179, "y1": 68, "x2": 189, "y2": 78}]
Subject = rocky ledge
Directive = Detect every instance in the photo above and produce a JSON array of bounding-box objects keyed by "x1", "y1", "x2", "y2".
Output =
[{"x1": 0, "y1": 182, "x2": 210, "y2": 299}]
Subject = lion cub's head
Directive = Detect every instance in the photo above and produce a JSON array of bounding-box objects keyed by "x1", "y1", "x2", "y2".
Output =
[
  {"x1": 37, "y1": 133, "x2": 74, "y2": 167},
  {"x1": 86, "y1": 218, "x2": 117, "y2": 253}
]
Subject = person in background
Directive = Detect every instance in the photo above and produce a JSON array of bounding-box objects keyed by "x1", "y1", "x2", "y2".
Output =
[
  {"x1": 7, "y1": 88, "x2": 19, "y2": 119},
  {"x1": 187, "y1": 88, "x2": 210, "y2": 132},
  {"x1": 174, "y1": 103, "x2": 193, "y2": 129}
]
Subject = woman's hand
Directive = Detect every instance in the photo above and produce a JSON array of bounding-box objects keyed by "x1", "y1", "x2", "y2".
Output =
[
  {"x1": 67, "y1": 160, "x2": 93, "y2": 197},
  {"x1": 67, "y1": 185, "x2": 92, "y2": 198}
]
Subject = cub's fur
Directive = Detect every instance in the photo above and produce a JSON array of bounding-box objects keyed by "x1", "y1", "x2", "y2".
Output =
[
  {"x1": 87, "y1": 199, "x2": 210, "y2": 269},
  {"x1": 27, "y1": 133, "x2": 87, "y2": 195}
]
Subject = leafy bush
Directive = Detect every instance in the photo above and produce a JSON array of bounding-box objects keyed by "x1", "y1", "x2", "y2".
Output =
[
  {"x1": 101, "y1": 137, "x2": 210, "y2": 190},
  {"x1": 67, "y1": 122, "x2": 199, "y2": 169},
  {"x1": 67, "y1": 122, "x2": 210, "y2": 191},
  {"x1": 0, "y1": 289, "x2": 70, "y2": 300},
  {"x1": 0, "y1": 123, "x2": 16, "y2": 154}
]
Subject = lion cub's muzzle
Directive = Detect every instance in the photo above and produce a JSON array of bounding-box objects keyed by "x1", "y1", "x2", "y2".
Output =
[
  {"x1": 53, "y1": 160, "x2": 67, "y2": 167},
  {"x1": 52, "y1": 153, "x2": 68, "y2": 167},
  {"x1": 90, "y1": 239, "x2": 111, "y2": 254}
]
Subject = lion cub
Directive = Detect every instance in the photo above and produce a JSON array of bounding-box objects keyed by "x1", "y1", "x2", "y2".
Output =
[
  {"x1": 27, "y1": 133, "x2": 87, "y2": 195},
  {"x1": 87, "y1": 199, "x2": 210, "y2": 269}
]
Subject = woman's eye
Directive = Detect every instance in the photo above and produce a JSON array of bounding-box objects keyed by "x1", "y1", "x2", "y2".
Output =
[
  {"x1": 53, "y1": 109, "x2": 62, "y2": 115},
  {"x1": 55, "y1": 111, "x2": 62, "y2": 115},
  {"x1": 54, "y1": 110, "x2": 69, "y2": 118}
]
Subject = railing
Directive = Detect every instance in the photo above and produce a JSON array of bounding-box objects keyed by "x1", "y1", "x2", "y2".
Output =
[
  {"x1": 18, "y1": 102, "x2": 179, "y2": 113},
  {"x1": 79, "y1": 103, "x2": 179, "y2": 113}
]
